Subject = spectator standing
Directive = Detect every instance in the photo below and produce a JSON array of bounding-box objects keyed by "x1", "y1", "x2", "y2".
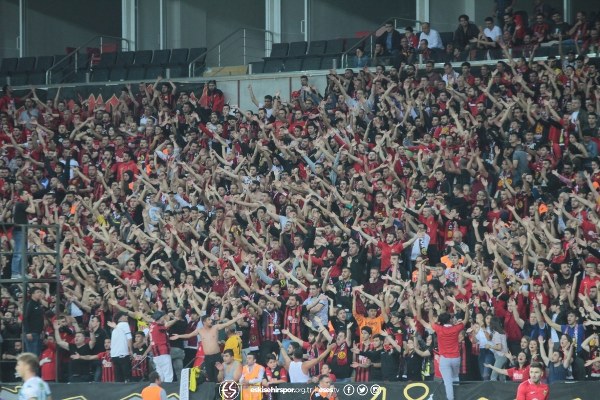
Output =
[
  {"x1": 23, "y1": 287, "x2": 45, "y2": 356},
  {"x1": 149, "y1": 311, "x2": 173, "y2": 383},
  {"x1": 109, "y1": 312, "x2": 133, "y2": 382},
  {"x1": 166, "y1": 308, "x2": 187, "y2": 382},
  {"x1": 10, "y1": 190, "x2": 35, "y2": 279},
  {"x1": 199, "y1": 80, "x2": 225, "y2": 118},
  {"x1": 488, "y1": 317, "x2": 509, "y2": 381},
  {"x1": 418, "y1": 307, "x2": 470, "y2": 400},
  {"x1": 376, "y1": 20, "x2": 403, "y2": 59}
]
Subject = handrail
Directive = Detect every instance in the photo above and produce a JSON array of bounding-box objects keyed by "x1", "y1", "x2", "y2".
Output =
[
  {"x1": 341, "y1": 16, "x2": 421, "y2": 68},
  {"x1": 45, "y1": 35, "x2": 131, "y2": 85},
  {"x1": 189, "y1": 27, "x2": 274, "y2": 77}
]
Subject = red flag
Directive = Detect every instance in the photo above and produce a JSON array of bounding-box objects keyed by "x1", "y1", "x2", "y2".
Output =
[
  {"x1": 95, "y1": 94, "x2": 104, "y2": 112},
  {"x1": 67, "y1": 99, "x2": 76, "y2": 111},
  {"x1": 87, "y1": 94, "x2": 96, "y2": 113},
  {"x1": 106, "y1": 94, "x2": 120, "y2": 111}
]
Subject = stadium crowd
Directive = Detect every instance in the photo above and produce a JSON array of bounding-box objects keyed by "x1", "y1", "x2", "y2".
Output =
[{"x1": 1, "y1": 5, "x2": 600, "y2": 400}]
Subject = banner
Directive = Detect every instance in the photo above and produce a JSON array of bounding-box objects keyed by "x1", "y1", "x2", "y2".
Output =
[
  {"x1": 0, "y1": 382, "x2": 216, "y2": 400},
  {"x1": 1, "y1": 381, "x2": 599, "y2": 400}
]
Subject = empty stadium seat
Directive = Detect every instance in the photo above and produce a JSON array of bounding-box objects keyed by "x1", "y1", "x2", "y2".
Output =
[
  {"x1": 283, "y1": 58, "x2": 303, "y2": 72},
  {"x1": 263, "y1": 59, "x2": 283, "y2": 73},
  {"x1": 307, "y1": 40, "x2": 327, "y2": 56},
  {"x1": 248, "y1": 61, "x2": 264, "y2": 74},
  {"x1": 344, "y1": 37, "x2": 365, "y2": 53},
  {"x1": 325, "y1": 38, "x2": 345, "y2": 54},
  {"x1": 268, "y1": 43, "x2": 289, "y2": 58},
  {"x1": 115, "y1": 51, "x2": 135, "y2": 67},
  {"x1": 75, "y1": 53, "x2": 90, "y2": 70},
  {"x1": 16, "y1": 57, "x2": 36, "y2": 73},
  {"x1": 288, "y1": 41, "x2": 308, "y2": 57},
  {"x1": 167, "y1": 65, "x2": 186, "y2": 78},
  {"x1": 90, "y1": 69, "x2": 109, "y2": 82},
  {"x1": 302, "y1": 57, "x2": 322, "y2": 70},
  {"x1": 188, "y1": 47, "x2": 207, "y2": 64},
  {"x1": 320, "y1": 56, "x2": 340, "y2": 69},
  {"x1": 28, "y1": 72, "x2": 46, "y2": 85},
  {"x1": 151, "y1": 50, "x2": 171, "y2": 66},
  {"x1": 127, "y1": 67, "x2": 146, "y2": 81},
  {"x1": 34, "y1": 56, "x2": 54, "y2": 72},
  {"x1": 109, "y1": 67, "x2": 127, "y2": 81},
  {"x1": 0, "y1": 58, "x2": 18, "y2": 75},
  {"x1": 96, "y1": 52, "x2": 117, "y2": 69},
  {"x1": 169, "y1": 49, "x2": 189, "y2": 66},
  {"x1": 10, "y1": 73, "x2": 28, "y2": 86},
  {"x1": 188, "y1": 47, "x2": 208, "y2": 76},
  {"x1": 133, "y1": 50, "x2": 153, "y2": 66},
  {"x1": 145, "y1": 66, "x2": 164, "y2": 80},
  {"x1": 439, "y1": 32, "x2": 454, "y2": 47}
]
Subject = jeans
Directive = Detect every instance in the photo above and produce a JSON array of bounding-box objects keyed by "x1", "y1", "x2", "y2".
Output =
[
  {"x1": 439, "y1": 356, "x2": 460, "y2": 400},
  {"x1": 478, "y1": 348, "x2": 495, "y2": 380},
  {"x1": 11, "y1": 228, "x2": 24, "y2": 277},
  {"x1": 170, "y1": 347, "x2": 185, "y2": 382},
  {"x1": 24, "y1": 332, "x2": 42, "y2": 356},
  {"x1": 490, "y1": 355, "x2": 508, "y2": 381}
]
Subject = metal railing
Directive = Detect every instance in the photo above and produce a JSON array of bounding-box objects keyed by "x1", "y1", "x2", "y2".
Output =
[
  {"x1": 0, "y1": 223, "x2": 62, "y2": 381},
  {"x1": 45, "y1": 35, "x2": 131, "y2": 85},
  {"x1": 189, "y1": 27, "x2": 274, "y2": 77},
  {"x1": 341, "y1": 16, "x2": 421, "y2": 69}
]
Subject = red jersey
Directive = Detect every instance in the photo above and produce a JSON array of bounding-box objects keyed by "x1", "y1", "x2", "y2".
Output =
[
  {"x1": 40, "y1": 342, "x2": 57, "y2": 381},
  {"x1": 516, "y1": 379, "x2": 549, "y2": 400},
  {"x1": 431, "y1": 323, "x2": 464, "y2": 358},
  {"x1": 354, "y1": 341, "x2": 373, "y2": 382},
  {"x1": 507, "y1": 366, "x2": 530, "y2": 382},
  {"x1": 132, "y1": 344, "x2": 148, "y2": 379},
  {"x1": 377, "y1": 241, "x2": 404, "y2": 271},
  {"x1": 248, "y1": 315, "x2": 261, "y2": 348},
  {"x1": 97, "y1": 351, "x2": 115, "y2": 382},
  {"x1": 283, "y1": 305, "x2": 302, "y2": 339},
  {"x1": 149, "y1": 322, "x2": 170, "y2": 356}
]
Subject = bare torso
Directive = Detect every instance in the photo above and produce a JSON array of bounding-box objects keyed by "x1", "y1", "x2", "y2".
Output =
[{"x1": 198, "y1": 326, "x2": 220, "y2": 355}]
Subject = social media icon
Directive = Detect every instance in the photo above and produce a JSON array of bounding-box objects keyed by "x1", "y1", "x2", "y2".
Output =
[
  {"x1": 343, "y1": 384, "x2": 355, "y2": 396},
  {"x1": 357, "y1": 384, "x2": 368, "y2": 396},
  {"x1": 371, "y1": 385, "x2": 381, "y2": 395}
]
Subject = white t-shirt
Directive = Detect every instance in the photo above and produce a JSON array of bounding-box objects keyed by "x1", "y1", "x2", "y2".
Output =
[
  {"x1": 484, "y1": 26, "x2": 502, "y2": 42},
  {"x1": 19, "y1": 376, "x2": 51, "y2": 400},
  {"x1": 110, "y1": 321, "x2": 132, "y2": 358}
]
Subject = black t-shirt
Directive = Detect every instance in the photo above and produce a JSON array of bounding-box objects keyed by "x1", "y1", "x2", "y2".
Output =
[
  {"x1": 404, "y1": 351, "x2": 423, "y2": 381},
  {"x1": 69, "y1": 343, "x2": 91, "y2": 376},
  {"x1": 13, "y1": 201, "x2": 27, "y2": 229},
  {"x1": 169, "y1": 319, "x2": 188, "y2": 349},
  {"x1": 91, "y1": 329, "x2": 108, "y2": 354}
]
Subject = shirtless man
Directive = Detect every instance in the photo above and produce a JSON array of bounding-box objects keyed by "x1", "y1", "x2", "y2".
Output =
[{"x1": 171, "y1": 313, "x2": 245, "y2": 382}]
